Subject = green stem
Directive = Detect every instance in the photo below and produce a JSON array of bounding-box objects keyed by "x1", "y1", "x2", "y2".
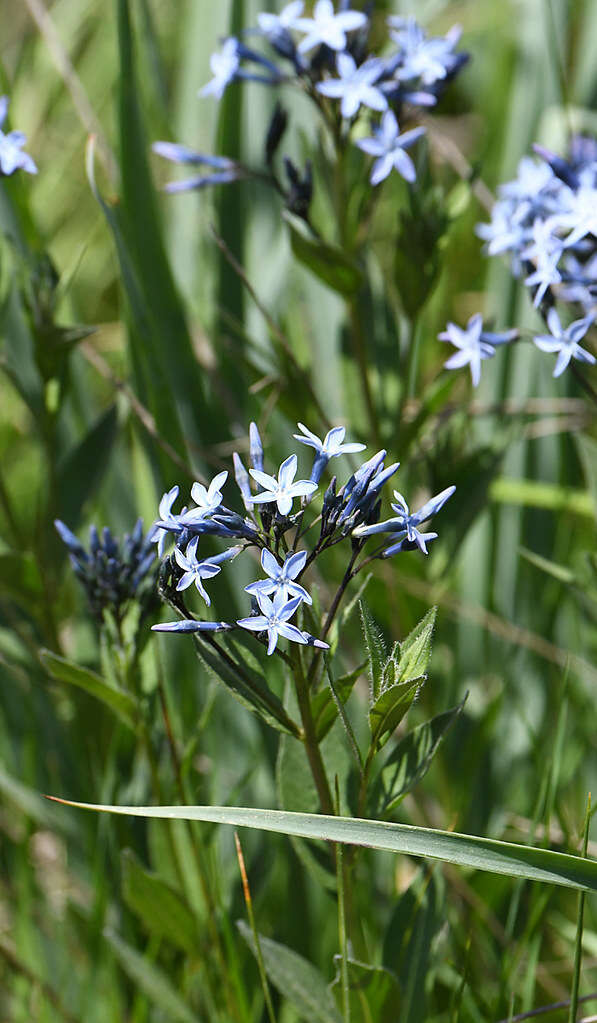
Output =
[{"x1": 293, "y1": 647, "x2": 333, "y2": 814}]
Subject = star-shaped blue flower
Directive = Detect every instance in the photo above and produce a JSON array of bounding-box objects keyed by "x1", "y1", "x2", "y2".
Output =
[
  {"x1": 257, "y1": 1, "x2": 304, "y2": 44},
  {"x1": 294, "y1": 0, "x2": 367, "y2": 54},
  {"x1": 533, "y1": 308, "x2": 595, "y2": 377},
  {"x1": 0, "y1": 96, "x2": 37, "y2": 176},
  {"x1": 294, "y1": 422, "x2": 366, "y2": 482},
  {"x1": 245, "y1": 548, "x2": 312, "y2": 605},
  {"x1": 187, "y1": 471, "x2": 228, "y2": 522},
  {"x1": 250, "y1": 454, "x2": 317, "y2": 516},
  {"x1": 354, "y1": 485, "x2": 456, "y2": 555},
  {"x1": 174, "y1": 537, "x2": 240, "y2": 604},
  {"x1": 200, "y1": 38, "x2": 242, "y2": 99},
  {"x1": 237, "y1": 591, "x2": 308, "y2": 655},
  {"x1": 356, "y1": 110, "x2": 425, "y2": 186},
  {"x1": 438, "y1": 313, "x2": 516, "y2": 387},
  {"x1": 316, "y1": 54, "x2": 387, "y2": 120}
]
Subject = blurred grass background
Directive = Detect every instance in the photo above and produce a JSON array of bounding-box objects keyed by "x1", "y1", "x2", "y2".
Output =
[{"x1": 2, "y1": 0, "x2": 597, "y2": 1020}]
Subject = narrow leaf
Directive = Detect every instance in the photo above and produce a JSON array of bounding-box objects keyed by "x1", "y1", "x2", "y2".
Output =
[
  {"x1": 394, "y1": 607, "x2": 436, "y2": 684},
  {"x1": 284, "y1": 211, "x2": 363, "y2": 297},
  {"x1": 121, "y1": 849, "x2": 198, "y2": 954},
  {"x1": 39, "y1": 649, "x2": 138, "y2": 728},
  {"x1": 369, "y1": 679, "x2": 421, "y2": 748},
  {"x1": 105, "y1": 929, "x2": 199, "y2": 1023},
  {"x1": 360, "y1": 601, "x2": 387, "y2": 704},
  {"x1": 238, "y1": 920, "x2": 342, "y2": 1023},
  {"x1": 374, "y1": 697, "x2": 467, "y2": 815},
  {"x1": 49, "y1": 800, "x2": 597, "y2": 892}
]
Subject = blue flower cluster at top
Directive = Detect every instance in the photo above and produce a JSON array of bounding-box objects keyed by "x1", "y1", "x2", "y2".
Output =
[
  {"x1": 152, "y1": 2, "x2": 467, "y2": 192},
  {"x1": 437, "y1": 139, "x2": 597, "y2": 387},
  {"x1": 151, "y1": 422, "x2": 455, "y2": 654},
  {"x1": 54, "y1": 519, "x2": 156, "y2": 623}
]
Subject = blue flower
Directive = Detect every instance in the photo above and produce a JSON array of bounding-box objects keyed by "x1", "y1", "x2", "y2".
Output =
[
  {"x1": 250, "y1": 454, "x2": 317, "y2": 515},
  {"x1": 294, "y1": 0, "x2": 367, "y2": 54},
  {"x1": 316, "y1": 54, "x2": 387, "y2": 120},
  {"x1": 356, "y1": 110, "x2": 425, "y2": 185},
  {"x1": 388, "y1": 18, "x2": 463, "y2": 87},
  {"x1": 0, "y1": 96, "x2": 37, "y2": 176},
  {"x1": 245, "y1": 548, "x2": 312, "y2": 604},
  {"x1": 257, "y1": 1, "x2": 304, "y2": 50},
  {"x1": 152, "y1": 142, "x2": 240, "y2": 193},
  {"x1": 293, "y1": 422, "x2": 366, "y2": 482},
  {"x1": 533, "y1": 308, "x2": 595, "y2": 377},
  {"x1": 200, "y1": 38, "x2": 242, "y2": 99},
  {"x1": 153, "y1": 485, "x2": 187, "y2": 556},
  {"x1": 187, "y1": 471, "x2": 228, "y2": 522},
  {"x1": 174, "y1": 536, "x2": 239, "y2": 603},
  {"x1": 354, "y1": 486, "x2": 456, "y2": 555},
  {"x1": 233, "y1": 452, "x2": 254, "y2": 510},
  {"x1": 438, "y1": 313, "x2": 516, "y2": 387},
  {"x1": 237, "y1": 590, "x2": 326, "y2": 655}
]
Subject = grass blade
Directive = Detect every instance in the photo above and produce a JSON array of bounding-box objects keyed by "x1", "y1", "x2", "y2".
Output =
[{"x1": 47, "y1": 799, "x2": 597, "y2": 892}]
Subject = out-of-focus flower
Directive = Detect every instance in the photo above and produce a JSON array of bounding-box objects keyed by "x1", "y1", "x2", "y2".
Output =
[
  {"x1": 294, "y1": 0, "x2": 367, "y2": 54},
  {"x1": 316, "y1": 54, "x2": 387, "y2": 119},
  {"x1": 0, "y1": 96, "x2": 37, "y2": 176},
  {"x1": 356, "y1": 110, "x2": 425, "y2": 185},
  {"x1": 533, "y1": 308, "x2": 595, "y2": 377},
  {"x1": 438, "y1": 313, "x2": 516, "y2": 387}
]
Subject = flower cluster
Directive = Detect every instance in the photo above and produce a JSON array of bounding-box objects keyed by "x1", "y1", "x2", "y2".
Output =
[
  {"x1": 55, "y1": 519, "x2": 157, "y2": 623},
  {"x1": 151, "y1": 422, "x2": 455, "y2": 655},
  {"x1": 439, "y1": 138, "x2": 597, "y2": 387},
  {"x1": 0, "y1": 96, "x2": 37, "y2": 177},
  {"x1": 153, "y1": 4, "x2": 467, "y2": 193}
]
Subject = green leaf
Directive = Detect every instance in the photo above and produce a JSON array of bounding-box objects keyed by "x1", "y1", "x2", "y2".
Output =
[
  {"x1": 360, "y1": 601, "x2": 387, "y2": 703},
  {"x1": 56, "y1": 404, "x2": 119, "y2": 530},
  {"x1": 104, "y1": 929, "x2": 199, "y2": 1023},
  {"x1": 369, "y1": 679, "x2": 421, "y2": 748},
  {"x1": 330, "y1": 955, "x2": 401, "y2": 1023},
  {"x1": 238, "y1": 920, "x2": 342, "y2": 1023},
  {"x1": 116, "y1": 0, "x2": 215, "y2": 457},
  {"x1": 519, "y1": 546, "x2": 577, "y2": 585},
  {"x1": 312, "y1": 661, "x2": 364, "y2": 741},
  {"x1": 192, "y1": 636, "x2": 300, "y2": 736},
  {"x1": 39, "y1": 649, "x2": 138, "y2": 729},
  {"x1": 373, "y1": 697, "x2": 467, "y2": 815},
  {"x1": 284, "y1": 211, "x2": 363, "y2": 297},
  {"x1": 121, "y1": 849, "x2": 198, "y2": 954},
  {"x1": 51, "y1": 800, "x2": 597, "y2": 893},
  {"x1": 394, "y1": 607, "x2": 436, "y2": 684}
]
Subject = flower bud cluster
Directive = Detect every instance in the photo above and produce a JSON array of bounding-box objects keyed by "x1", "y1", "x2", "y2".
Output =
[{"x1": 54, "y1": 519, "x2": 156, "y2": 623}]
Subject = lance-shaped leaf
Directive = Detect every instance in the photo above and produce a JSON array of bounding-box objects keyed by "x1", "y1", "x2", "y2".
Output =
[
  {"x1": 192, "y1": 635, "x2": 301, "y2": 737},
  {"x1": 104, "y1": 929, "x2": 198, "y2": 1023},
  {"x1": 369, "y1": 679, "x2": 422, "y2": 748},
  {"x1": 284, "y1": 211, "x2": 364, "y2": 297},
  {"x1": 392, "y1": 607, "x2": 436, "y2": 684},
  {"x1": 238, "y1": 921, "x2": 342, "y2": 1023},
  {"x1": 48, "y1": 800, "x2": 597, "y2": 893},
  {"x1": 371, "y1": 696, "x2": 467, "y2": 815},
  {"x1": 360, "y1": 601, "x2": 387, "y2": 703},
  {"x1": 39, "y1": 649, "x2": 138, "y2": 729},
  {"x1": 121, "y1": 849, "x2": 199, "y2": 954}
]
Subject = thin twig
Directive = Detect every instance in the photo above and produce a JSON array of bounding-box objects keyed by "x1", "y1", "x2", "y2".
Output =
[
  {"x1": 495, "y1": 991, "x2": 597, "y2": 1023},
  {"x1": 22, "y1": 0, "x2": 117, "y2": 181}
]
